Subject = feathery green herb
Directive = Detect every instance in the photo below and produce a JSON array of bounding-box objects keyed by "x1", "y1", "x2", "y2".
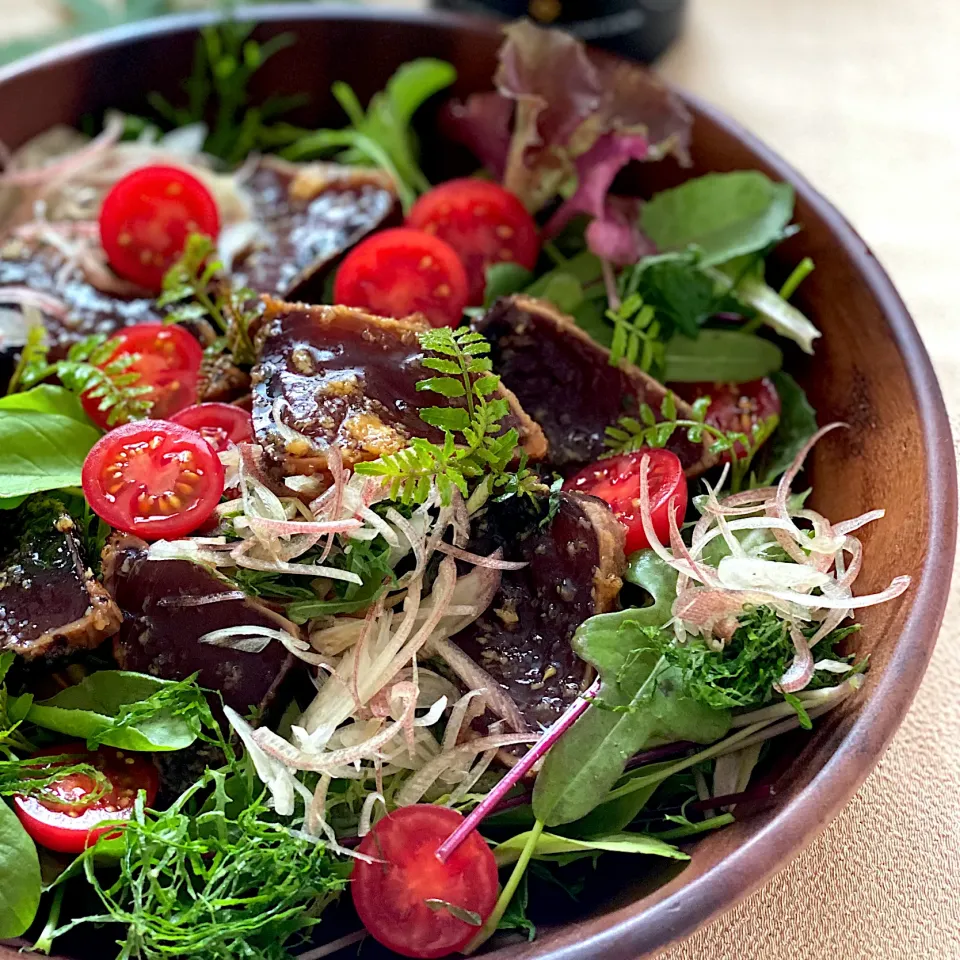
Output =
[
  {"x1": 12, "y1": 333, "x2": 152, "y2": 426},
  {"x1": 0, "y1": 753, "x2": 109, "y2": 805},
  {"x1": 604, "y1": 392, "x2": 779, "y2": 493},
  {"x1": 608, "y1": 293, "x2": 663, "y2": 372},
  {"x1": 355, "y1": 327, "x2": 532, "y2": 506},
  {"x1": 618, "y1": 607, "x2": 866, "y2": 720},
  {"x1": 145, "y1": 22, "x2": 305, "y2": 166},
  {"x1": 160, "y1": 233, "x2": 259, "y2": 366},
  {"x1": 44, "y1": 771, "x2": 348, "y2": 960}
]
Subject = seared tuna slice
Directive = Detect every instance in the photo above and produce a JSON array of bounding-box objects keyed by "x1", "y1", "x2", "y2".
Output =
[
  {"x1": 474, "y1": 294, "x2": 716, "y2": 476},
  {"x1": 104, "y1": 535, "x2": 295, "y2": 717},
  {"x1": 251, "y1": 298, "x2": 547, "y2": 479},
  {"x1": 0, "y1": 498, "x2": 121, "y2": 659},
  {"x1": 232, "y1": 158, "x2": 399, "y2": 301},
  {"x1": 451, "y1": 491, "x2": 625, "y2": 729},
  {"x1": 0, "y1": 233, "x2": 161, "y2": 358}
]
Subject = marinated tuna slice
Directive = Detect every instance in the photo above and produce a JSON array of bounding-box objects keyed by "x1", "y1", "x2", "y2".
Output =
[
  {"x1": 232, "y1": 158, "x2": 399, "y2": 301},
  {"x1": 451, "y1": 491, "x2": 625, "y2": 729},
  {"x1": 104, "y1": 535, "x2": 295, "y2": 716},
  {"x1": 0, "y1": 498, "x2": 121, "y2": 659},
  {"x1": 251, "y1": 298, "x2": 547, "y2": 479},
  {"x1": 0, "y1": 233, "x2": 160, "y2": 357},
  {"x1": 474, "y1": 294, "x2": 716, "y2": 476}
]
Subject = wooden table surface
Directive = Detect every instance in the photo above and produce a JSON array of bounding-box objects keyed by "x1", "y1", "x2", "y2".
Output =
[{"x1": 3, "y1": 0, "x2": 959, "y2": 957}]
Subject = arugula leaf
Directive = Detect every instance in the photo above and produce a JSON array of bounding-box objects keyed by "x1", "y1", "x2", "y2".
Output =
[
  {"x1": 664, "y1": 330, "x2": 783, "y2": 383},
  {"x1": 0, "y1": 800, "x2": 40, "y2": 938},
  {"x1": 712, "y1": 261, "x2": 821, "y2": 354},
  {"x1": 492, "y1": 828, "x2": 688, "y2": 868},
  {"x1": 753, "y1": 371, "x2": 818, "y2": 485},
  {"x1": 533, "y1": 273, "x2": 586, "y2": 315},
  {"x1": 559, "y1": 760, "x2": 675, "y2": 838},
  {"x1": 641, "y1": 172, "x2": 794, "y2": 267},
  {"x1": 0, "y1": 405, "x2": 101, "y2": 500},
  {"x1": 227, "y1": 568, "x2": 317, "y2": 603},
  {"x1": 23, "y1": 672, "x2": 212, "y2": 752},
  {"x1": 532, "y1": 555, "x2": 730, "y2": 826},
  {"x1": 284, "y1": 59, "x2": 456, "y2": 210},
  {"x1": 145, "y1": 23, "x2": 304, "y2": 166}
]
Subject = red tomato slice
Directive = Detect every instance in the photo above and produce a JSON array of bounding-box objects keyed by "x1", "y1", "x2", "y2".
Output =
[
  {"x1": 80, "y1": 323, "x2": 203, "y2": 429},
  {"x1": 170, "y1": 402, "x2": 254, "y2": 453},
  {"x1": 82, "y1": 419, "x2": 225, "y2": 540},
  {"x1": 407, "y1": 179, "x2": 539, "y2": 305},
  {"x1": 333, "y1": 228, "x2": 469, "y2": 328},
  {"x1": 352, "y1": 805, "x2": 499, "y2": 959},
  {"x1": 99, "y1": 165, "x2": 220, "y2": 291},
  {"x1": 565, "y1": 448, "x2": 687, "y2": 555},
  {"x1": 680, "y1": 378, "x2": 781, "y2": 460},
  {"x1": 13, "y1": 743, "x2": 159, "y2": 854}
]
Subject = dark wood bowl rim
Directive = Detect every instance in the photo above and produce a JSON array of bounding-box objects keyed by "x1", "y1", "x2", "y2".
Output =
[{"x1": 0, "y1": 6, "x2": 955, "y2": 959}]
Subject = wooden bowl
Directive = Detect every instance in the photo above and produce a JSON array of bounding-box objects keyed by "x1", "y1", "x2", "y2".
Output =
[{"x1": 0, "y1": 7, "x2": 954, "y2": 959}]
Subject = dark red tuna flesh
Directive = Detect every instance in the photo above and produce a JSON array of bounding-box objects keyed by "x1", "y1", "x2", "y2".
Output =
[
  {"x1": 474, "y1": 294, "x2": 716, "y2": 476},
  {"x1": 104, "y1": 535, "x2": 295, "y2": 717},
  {"x1": 451, "y1": 491, "x2": 625, "y2": 729}
]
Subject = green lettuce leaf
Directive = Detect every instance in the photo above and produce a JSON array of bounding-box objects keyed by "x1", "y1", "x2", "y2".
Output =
[
  {"x1": 641, "y1": 171, "x2": 794, "y2": 267},
  {"x1": 532, "y1": 553, "x2": 730, "y2": 826},
  {"x1": 712, "y1": 261, "x2": 821, "y2": 354},
  {"x1": 0, "y1": 800, "x2": 40, "y2": 938},
  {"x1": 664, "y1": 329, "x2": 783, "y2": 382},
  {"x1": 0, "y1": 403, "x2": 101, "y2": 499},
  {"x1": 0, "y1": 385, "x2": 91, "y2": 422},
  {"x1": 493, "y1": 828, "x2": 688, "y2": 868},
  {"x1": 23, "y1": 672, "x2": 209, "y2": 752}
]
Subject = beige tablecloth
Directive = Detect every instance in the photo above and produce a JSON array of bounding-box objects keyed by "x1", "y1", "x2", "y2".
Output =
[{"x1": 3, "y1": 0, "x2": 959, "y2": 956}]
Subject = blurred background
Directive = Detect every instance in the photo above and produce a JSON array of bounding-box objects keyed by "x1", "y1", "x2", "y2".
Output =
[{"x1": 1, "y1": 1, "x2": 957, "y2": 958}]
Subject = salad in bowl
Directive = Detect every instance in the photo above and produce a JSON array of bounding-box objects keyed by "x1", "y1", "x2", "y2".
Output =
[{"x1": 0, "y1": 17, "x2": 910, "y2": 960}]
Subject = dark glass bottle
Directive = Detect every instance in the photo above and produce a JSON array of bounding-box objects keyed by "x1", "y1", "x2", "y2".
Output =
[{"x1": 430, "y1": 0, "x2": 686, "y2": 63}]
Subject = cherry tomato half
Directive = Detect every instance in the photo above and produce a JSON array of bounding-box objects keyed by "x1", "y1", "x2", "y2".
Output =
[
  {"x1": 13, "y1": 743, "x2": 159, "y2": 854},
  {"x1": 352, "y1": 805, "x2": 499, "y2": 959},
  {"x1": 80, "y1": 323, "x2": 203, "y2": 430},
  {"x1": 680, "y1": 378, "x2": 781, "y2": 460},
  {"x1": 407, "y1": 179, "x2": 539, "y2": 306},
  {"x1": 170, "y1": 402, "x2": 254, "y2": 453},
  {"x1": 82, "y1": 419, "x2": 225, "y2": 540},
  {"x1": 99, "y1": 165, "x2": 220, "y2": 291},
  {"x1": 565, "y1": 448, "x2": 688, "y2": 555},
  {"x1": 334, "y1": 228, "x2": 469, "y2": 328}
]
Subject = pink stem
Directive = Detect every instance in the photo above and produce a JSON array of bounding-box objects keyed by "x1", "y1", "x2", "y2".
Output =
[
  {"x1": 601, "y1": 259, "x2": 621, "y2": 311},
  {"x1": 436, "y1": 677, "x2": 601, "y2": 863}
]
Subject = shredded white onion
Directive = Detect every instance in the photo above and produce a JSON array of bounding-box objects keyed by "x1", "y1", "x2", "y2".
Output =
[
  {"x1": 358, "y1": 792, "x2": 386, "y2": 837},
  {"x1": 434, "y1": 541, "x2": 529, "y2": 570},
  {"x1": 158, "y1": 591, "x2": 247, "y2": 608},
  {"x1": 395, "y1": 733, "x2": 538, "y2": 807}
]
